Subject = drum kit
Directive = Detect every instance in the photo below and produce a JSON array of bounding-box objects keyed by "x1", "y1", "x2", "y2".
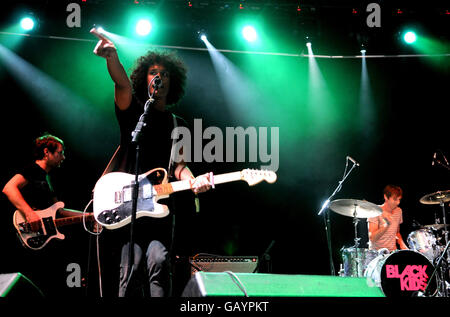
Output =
[{"x1": 331, "y1": 190, "x2": 450, "y2": 297}]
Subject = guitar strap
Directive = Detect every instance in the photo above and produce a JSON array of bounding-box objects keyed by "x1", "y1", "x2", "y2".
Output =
[
  {"x1": 168, "y1": 114, "x2": 200, "y2": 213},
  {"x1": 167, "y1": 113, "x2": 178, "y2": 179},
  {"x1": 100, "y1": 145, "x2": 121, "y2": 177}
]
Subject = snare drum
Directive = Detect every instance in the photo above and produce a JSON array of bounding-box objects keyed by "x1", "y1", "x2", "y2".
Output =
[
  {"x1": 364, "y1": 250, "x2": 437, "y2": 297},
  {"x1": 340, "y1": 247, "x2": 378, "y2": 277},
  {"x1": 407, "y1": 229, "x2": 438, "y2": 261}
]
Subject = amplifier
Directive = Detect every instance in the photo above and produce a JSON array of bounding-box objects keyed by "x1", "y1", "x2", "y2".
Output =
[
  {"x1": 189, "y1": 255, "x2": 259, "y2": 276},
  {"x1": 182, "y1": 272, "x2": 385, "y2": 297},
  {"x1": 0, "y1": 273, "x2": 44, "y2": 297}
]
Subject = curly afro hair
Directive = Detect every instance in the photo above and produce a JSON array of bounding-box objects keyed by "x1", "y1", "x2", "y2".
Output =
[{"x1": 130, "y1": 50, "x2": 187, "y2": 107}]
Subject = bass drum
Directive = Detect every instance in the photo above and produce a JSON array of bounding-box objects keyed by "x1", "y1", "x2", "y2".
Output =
[{"x1": 364, "y1": 250, "x2": 437, "y2": 297}]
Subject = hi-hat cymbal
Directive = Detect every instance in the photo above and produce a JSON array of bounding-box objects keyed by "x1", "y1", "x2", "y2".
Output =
[
  {"x1": 419, "y1": 190, "x2": 450, "y2": 205},
  {"x1": 329, "y1": 199, "x2": 382, "y2": 218}
]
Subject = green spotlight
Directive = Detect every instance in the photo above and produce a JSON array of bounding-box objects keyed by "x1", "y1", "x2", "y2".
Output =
[
  {"x1": 242, "y1": 25, "x2": 257, "y2": 42},
  {"x1": 20, "y1": 17, "x2": 35, "y2": 31},
  {"x1": 403, "y1": 31, "x2": 417, "y2": 44},
  {"x1": 136, "y1": 19, "x2": 152, "y2": 36}
]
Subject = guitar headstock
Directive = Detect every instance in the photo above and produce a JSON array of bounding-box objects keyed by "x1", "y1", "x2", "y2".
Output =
[{"x1": 241, "y1": 169, "x2": 277, "y2": 186}]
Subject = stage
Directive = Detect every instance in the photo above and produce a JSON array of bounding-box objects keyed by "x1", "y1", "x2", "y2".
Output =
[{"x1": 0, "y1": 0, "x2": 448, "y2": 300}]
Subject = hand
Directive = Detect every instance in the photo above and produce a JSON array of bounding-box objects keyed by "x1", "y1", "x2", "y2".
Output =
[
  {"x1": 92, "y1": 222, "x2": 103, "y2": 234},
  {"x1": 382, "y1": 215, "x2": 392, "y2": 227},
  {"x1": 25, "y1": 211, "x2": 41, "y2": 232},
  {"x1": 90, "y1": 28, "x2": 117, "y2": 59},
  {"x1": 190, "y1": 173, "x2": 212, "y2": 194}
]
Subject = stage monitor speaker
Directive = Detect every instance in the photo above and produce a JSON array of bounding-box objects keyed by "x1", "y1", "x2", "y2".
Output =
[
  {"x1": 182, "y1": 272, "x2": 384, "y2": 297},
  {"x1": 0, "y1": 273, "x2": 44, "y2": 297},
  {"x1": 189, "y1": 256, "x2": 259, "y2": 276}
]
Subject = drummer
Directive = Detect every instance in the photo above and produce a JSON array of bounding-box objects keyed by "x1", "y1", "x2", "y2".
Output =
[{"x1": 368, "y1": 185, "x2": 409, "y2": 252}]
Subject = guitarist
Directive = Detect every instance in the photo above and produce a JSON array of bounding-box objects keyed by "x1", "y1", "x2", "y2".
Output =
[
  {"x1": 2, "y1": 133, "x2": 85, "y2": 294},
  {"x1": 92, "y1": 30, "x2": 212, "y2": 297},
  {"x1": 2, "y1": 134, "x2": 85, "y2": 230}
]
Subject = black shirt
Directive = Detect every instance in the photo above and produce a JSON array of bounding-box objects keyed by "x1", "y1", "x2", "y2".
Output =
[
  {"x1": 115, "y1": 95, "x2": 186, "y2": 176},
  {"x1": 111, "y1": 96, "x2": 187, "y2": 247},
  {"x1": 18, "y1": 162, "x2": 57, "y2": 210}
]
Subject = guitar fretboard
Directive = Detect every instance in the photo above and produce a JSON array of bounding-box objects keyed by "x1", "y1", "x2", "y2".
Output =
[
  {"x1": 54, "y1": 212, "x2": 94, "y2": 227},
  {"x1": 153, "y1": 171, "x2": 243, "y2": 195}
]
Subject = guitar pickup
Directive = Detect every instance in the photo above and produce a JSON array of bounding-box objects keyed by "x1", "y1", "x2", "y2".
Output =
[
  {"x1": 119, "y1": 183, "x2": 153, "y2": 203},
  {"x1": 142, "y1": 182, "x2": 152, "y2": 199},
  {"x1": 114, "y1": 191, "x2": 123, "y2": 204}
]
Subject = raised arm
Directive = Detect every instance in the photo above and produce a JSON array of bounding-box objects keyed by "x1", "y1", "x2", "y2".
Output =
[{"x1": 90, "y1": 28, "x2": 132, "y2": 110}]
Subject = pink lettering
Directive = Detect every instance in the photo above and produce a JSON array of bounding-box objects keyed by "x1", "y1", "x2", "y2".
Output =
[
  {"x1": 417, "y1": 278, "x2": 428, "y2": 291},
  {"x1": 400, "y1": 276, "x2": 411, "y2": 290},
  {"x1": 418, "y1": 265, "x2": 428, "y2": 278},
  {"x1": 386, "y1": 264, "x2": 429, "y2": 292},
  {"x1": 386, "y1": 265, "x2": 399, "y2": 278}
]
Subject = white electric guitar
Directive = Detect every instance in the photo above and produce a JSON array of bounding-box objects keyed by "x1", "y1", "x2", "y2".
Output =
[{"x1": 93, "y1": 168, "x2": 277, "y2": 230}]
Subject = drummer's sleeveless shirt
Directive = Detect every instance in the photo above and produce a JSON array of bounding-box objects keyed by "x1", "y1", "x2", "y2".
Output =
[{"x1": 368, "y1": 208, "x2": 403, "y2": 252}]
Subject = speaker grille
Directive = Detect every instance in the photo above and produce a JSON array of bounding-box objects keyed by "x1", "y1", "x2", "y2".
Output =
[{"x1": 189, "y1": 255, "x2": 259, "y2": 276}]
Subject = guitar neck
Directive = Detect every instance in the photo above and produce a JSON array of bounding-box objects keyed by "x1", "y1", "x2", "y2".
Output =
[
  {"x1": 154, "y1": 171, "x2": 243, "y2": 195},
  {"x1": 54, "y1": 212, "x2": 94, "y2": 227}
]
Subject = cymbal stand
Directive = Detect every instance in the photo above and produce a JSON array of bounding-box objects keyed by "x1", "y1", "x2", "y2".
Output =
[
  {"x1": 352, "y1": 205, "x2": 362, "y2": 276},
  {"x1": 425, "y1": 198, "x2": 450, "y2": 297},
  {"x1": 439, "y1": 199, "x2": 449, "y2": 297},
  {"x1": 439, "y1": 199, "x2": 449, "y2": 252},
  {"x1": 352, "y1": 206, "x2": 361, "y2": 249}
]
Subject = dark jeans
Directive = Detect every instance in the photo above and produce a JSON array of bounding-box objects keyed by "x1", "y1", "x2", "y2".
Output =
[{"x1": 118, "y1": 240, "x2": 169, "y2": 297}]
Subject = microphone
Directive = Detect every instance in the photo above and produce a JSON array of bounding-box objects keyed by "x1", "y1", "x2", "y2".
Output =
[
  {"x1": 347, "y1": 156, "x2": 360, "y2": 166},
  {"x1": 152, "y1": 75, "x2": 162, "y2": 90},
  {"x1": 432, "y1": 152, "x2": 436, "y2": 166}
]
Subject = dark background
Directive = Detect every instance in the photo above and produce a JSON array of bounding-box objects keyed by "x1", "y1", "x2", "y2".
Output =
[{"x1": 0, "y1": 0, "x2": 448, "y2": 297}]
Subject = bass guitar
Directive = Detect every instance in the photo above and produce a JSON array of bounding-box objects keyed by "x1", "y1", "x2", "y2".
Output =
[
  {"x1": 93, "y1": 168, "x2": 277, "y2": 230},
  {"x1": 13, "y1": 202, "x2": 95, "y2": 250}
]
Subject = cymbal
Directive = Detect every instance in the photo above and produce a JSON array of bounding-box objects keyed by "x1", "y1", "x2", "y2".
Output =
[
  {"x1": 419, "y1": 190, "x2": 450, "y2": 205},
  {"x1": 422, "y1": 224, "x2": 449, "y2": 230},
  {"x1": 329, "y1": 199, "x2": 382, "y2": 218}
]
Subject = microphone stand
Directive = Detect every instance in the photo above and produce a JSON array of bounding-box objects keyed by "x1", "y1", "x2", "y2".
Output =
[
  {"x1": 125, "y1": 77, "x2": 159, "y2": 292},
  {"x1": 253, "y1": 240, "x2": 275, "y2": 273},
  {"x1": 317, "y1": 158, "x2": 359, "y2": 276},
  {"x1": 433, "y1": 149, "x2": 450, "y2": 171}
]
